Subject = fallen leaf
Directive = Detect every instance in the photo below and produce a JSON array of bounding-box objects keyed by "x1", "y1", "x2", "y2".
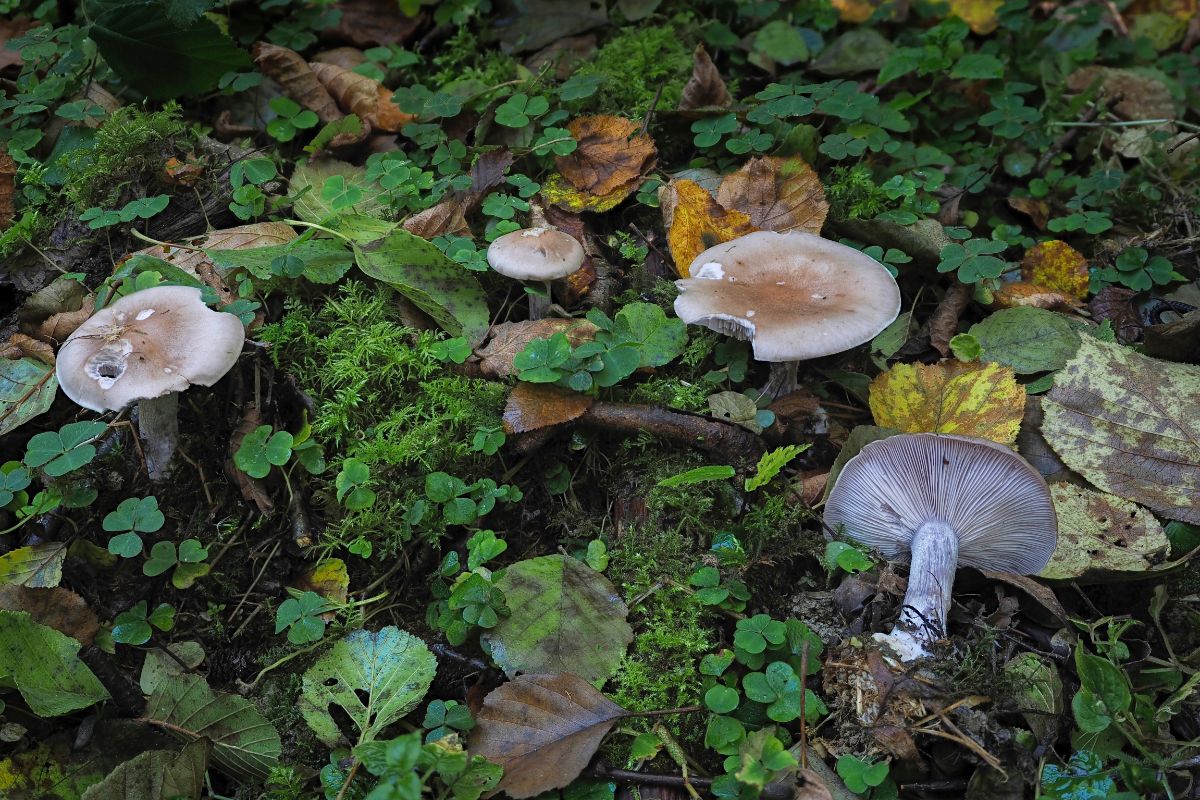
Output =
[
  {"x1": 502, "y1": 383, "x2": 592, "y2": 434},
  {"x1": 1066, "y1": 67, "x2": 1176, "y2": 120},
  {"x1": 135, "y1": 222, "x2": 298, "y2": 278},
  {"x1": 312, "y1": 46, "x2": 367, "y2": 71},
  {"x1": 251, "y1": 42, "x2": 341, "y2": 124},
  {"x1": 539, "y1": 172, "x2": 634, "y2": 213},
  {"x1": 556, "y1": 115, "x2": 657, "y2": 198},
  {"x1": 309, "y1": 61, "x2": 413, "y2": 132},
  {"x1": 979, "y1": 570, "x2": 1070, "y2": 624},
  {"x1": 2, "y1": 333, "x2": 56, "y2": 365},
  {"x1": 968, "y1": 307, "x2": 1082, "y2": 374},
  {"x1": 482, "y1": 554, "x2": 633, "y2": 682},
  {"x1": 869, "y1": 360, "x2": 1025, "y2": 446},
  {"x1": 988, "y1": 282, "x2": 1082, "y2": 312},
  {"x1": 0, "y1": 17, "x2": 34, "y2": 71},
  {"x1": 0, "y1": 586, "x2": 99, "y2": 645},
  {"x1": 0, "y1": 146, "x2": 14, "y2": 229},
  {"x1": 1007, "y1": 197, "x2": 1051, "y2": 230},
  {"x1": 813, "y1": 28, "x2": 894, "y2": 75},
  {"x1": 1144, "y1": 311, "x2": 1200, "y2": 363},
  {"x1": 80, "y1": 740, "x2": 208, "y2": 800},
  {"x1": 1041, "y1": 337, "x2": 1200, "y2": 524},
  {"x1": 403, "y1": 199, "x2": 469, "y2": 239},
  {"x1": 660, "y1": 179, "x2": 757, "y2": 278},
  {"x1": 1039, "y1": 484, "x2": 1169, "y2": 580},
  {"x1": 1020, "y1": 240, "x2": 1089, "y2": 301},
  {"x1": 948, "y1": 0, "x2": 1004, "y2": 34},
  {"x1": 322, "y1": 0, "x2": 425, "y2": 47},
  {"x1": 1003, "y1": 653, "x2": 1062, "y2": 742},
  {"x1": 140, "y1": 641, "x2": 206, "y2": 695},
  {"x1": 163, "y1": 155, "x2": 205, "y2": 186},
  {"x1": 471, "y1": 673, "x2": 626, "y2": 799},
  {"x1": 295, "y1": 558, "x2": 349, "y2": 608},
  {"x1": 716, "y1": 156, "x2": 828, "y2": 235},
  {"x1": 830, "y1": 0, "x2": 887, "y2": 22},
  {"x1": 679, "y1": 45, "x2": 732, "y2": 110},
  {"x1": 0, "y1": 542, "x2": 67, "y2": 587},
  {"x1": 479, "y1": 319, "x2": 598, "y2": 378}
]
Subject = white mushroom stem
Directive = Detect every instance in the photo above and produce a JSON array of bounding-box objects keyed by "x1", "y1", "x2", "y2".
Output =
[
  {"x1": 527, "y1": 280, "x2": 553, "y2": 320},
  {"x1": 762, "y1": 361, "x2": 800, "y2": 400},
  {"x1": 137, "y1": 394, "x2": 180, "y2": 482},
  {"x1": 876, "y1": 520, "x2": 959, "y2": 661}
]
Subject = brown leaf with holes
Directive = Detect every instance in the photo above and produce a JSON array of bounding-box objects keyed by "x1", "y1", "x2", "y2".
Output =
[
  {"x1": 479, "y1": 320, "x2": 598, "y2": 378},
  {"x1": 2, "y1": 333, "x2": 55, "y2": 365},
  {"x1": 309, "y1": 62, "x2": 413, "y2": 132},
  {"x1": 470, "y1": 673, "x2": 626, "y2": 799},
  {"x1": 988, "y1": 282, "x2": 1082, "y2": 311},
  {"x1": 503, "y1": 383, "x2": 595, "y2": 434},
  {"x1": 556, "y1": 116, "x2": 657, "y2": 198},
  {"x1": 0, "y1": 586, "x2": 99, "y2": 645},
  {"x1": 717, "y1": 156, "x2": 828, "y2": 235},
  {"x1": 679, "y1": 45, "x2": 732, "y2": 110},
  {"x1": 0, "y1": 146, "x2": 14, "y2": 229},
  {"x1": 661, "y1": 179, "x2": 758, "y2": 277},
  {"x1": 252, "y1": 42, "x2": 342, "y2": 123}
]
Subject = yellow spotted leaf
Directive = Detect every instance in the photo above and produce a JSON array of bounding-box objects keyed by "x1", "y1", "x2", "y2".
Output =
[
  {"x1": 869, "y1": 360, "x2": 1025, "y2": 446},
  {"x1": 948, "y1": 0, "x2": 1003, "y2": 34},
  {"x1": 540, "y1": 173, "x2": 631, "y2": 214},
  {"x1": 660, "y1": 179, "x2": 758, "y2": 278},
  {"x1": 831, "y1": 0, "x2": 886, "y2": 23},
  {"x1": 1020, "y1": 240, "x2": 1089, "y2": 301},
  {"x1": 295, "y1": 558, "x2": 349, "y2": 608}
]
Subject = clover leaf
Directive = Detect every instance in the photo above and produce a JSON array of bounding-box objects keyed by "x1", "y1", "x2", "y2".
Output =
[
  {"x1": 234, "y1": 425, "x2": 294, "y2": 479},
  {"x1": 24, "y1": 421, "x2": 107, "y2": 477}
]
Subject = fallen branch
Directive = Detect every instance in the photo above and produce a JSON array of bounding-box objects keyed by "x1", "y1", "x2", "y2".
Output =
[{"x1": 579, "y1": 401, "x2": 767, "y2": 468}]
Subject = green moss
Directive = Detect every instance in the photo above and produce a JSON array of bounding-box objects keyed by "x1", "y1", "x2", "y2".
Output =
[
  {"x1": 575, "y1": 19, "x2": 695, "y2": 115},
  {"x1": 63, "y1": 104, "x2": 189, "y2": 209},
  {"x1": 825, "y1": 164, "x2": 895, "y2": 220},
  {"x1": 427, "y1": 26, "x2": 521, "y2": 96}
]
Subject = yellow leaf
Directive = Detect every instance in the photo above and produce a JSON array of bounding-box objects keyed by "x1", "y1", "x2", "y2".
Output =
[
  {"x1": 868, "y1": 360, "x2": 1025, "y2": 446},
  {"x1": 540, "y1": 172, "x2": 631, "y2": 214},
  {"x1": 830, "y1": 0, "x2": 886, "y2": 23},
  {"x1": 1020, "y1": 240, "x2": 1089, "y2": 301},
  {"x1": 948, "y1": 0, "x2": 1003, "y2": 34},
  {"x1": 660, "y1": 179, "x2": 758, "y2": 278},
  {"x1": 295, "y1": 558, "x2": 349, "y2": 607}
]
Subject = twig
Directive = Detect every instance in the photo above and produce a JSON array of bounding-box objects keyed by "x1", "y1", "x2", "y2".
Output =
[
  {"x1": 228, "y1": 539, "x2": 280, "y2": 624},
  {"x1": 587, "y1": 766, "x2": 794, "y2": 800},
  {"x1": 579, "y1": 401, "x2": 767, "y2": 468}
]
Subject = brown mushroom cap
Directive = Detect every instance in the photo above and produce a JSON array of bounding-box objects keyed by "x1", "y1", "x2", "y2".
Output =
[
  {"x1": 486, "y1": 227, "x2": 585, "y2": 282},
  {"x1": 673, "y1": 231, "x2": 901, "y2": 362},
  {"x1": 56, "y1": 285, "x2": 245, "y2": 413},
  {"x1": 824, "y1": 433, "x2": 1058, "y2": 575}
]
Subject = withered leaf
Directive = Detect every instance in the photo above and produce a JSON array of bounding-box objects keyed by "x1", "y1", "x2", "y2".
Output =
[
  {"x1": 1007, "y1": 197, "x2": 1051, "y2": 230},
  {"x1": 716, "y1": 156, "x2": 828, "y2": 235},
  {"x1": 135, "y1": 222, "x2": 298, "y2": 278},
  {"x1": 1089, "y1": 287, "x2": 1141, "y2": 343},
  {"x1": 1041, "y1": 337, "x2": 1200, "y2": 524},
  {"x1": 661, "y1": 179, "x2": 757, "y2": 278},
  {"x1": 402, "y1": 200, "x2": 469, "y2": 240},
  {"x1": 471, "y1": 674, "x2": 626, "y2": 799},
  {"x1": 0, "y1": 586, "x2": 99, "y2": 645},
  {"x1": 0, "y1": 146, "x2": 14, "y2": 230},
  {"x1": 479, "y1": 319, "x2": 598, "y2": 378},
  {"x1": 503, "y1": 382, "x2": 595, "y2": 434},
  {"x1": 309, "y1": 61, "x2": 413, "y2": 132},
  {"x1": 679, "y1": 45, "x2": 732, "y2": 110},
  {"x1": 1067, "y1": 66, "x2": 1176, "y2": 121},
  {"x1": 251, "y1": 42, "x2": 341, "y2": 124},
  {"x1": 3, "y1": 333, "x2": 56, "y2": 365},
  {"x1": 988, "y1": 282, "x2": 1082, "y2": 312},
  {"x1": 322, "y1": 0, "x2": 425, "y2": 47},
  {"x1": 928, "y1": 281, "x2": 972, "y2": 357},
  {"x1": 556, "y1": 116, "x2": 657, "y2": 198}
]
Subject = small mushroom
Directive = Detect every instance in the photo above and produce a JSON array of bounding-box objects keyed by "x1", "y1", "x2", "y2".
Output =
[
  {"x1": 823, "y1": 433, "x2": 1057, "y2": 661},
  {"x1": 673, "y1": 230, "x2": 900, "y2": 398},
  {"x1": 487, "y1": 226, "x2": 585, "y2": 319},
  {"x1": 56, "y1": 285, "x2": 245, "y2": 481}
]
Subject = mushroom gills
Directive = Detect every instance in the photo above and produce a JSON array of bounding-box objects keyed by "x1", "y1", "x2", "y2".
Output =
[{"x1": 878, "y1": 519, "x2": 959, "y2": 661}]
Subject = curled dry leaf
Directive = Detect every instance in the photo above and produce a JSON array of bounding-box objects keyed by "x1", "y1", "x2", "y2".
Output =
[
  {"x1": 556, "y1": 115, "x2": 657, "y2": 198},
  {"x1": 2, "y1": 333, "x2": 56, "y2": 365},
  {"x1": 928, "y1": 281, "x2": 972, "y2": 357},
  {"x1": 1007, "y1": 197, "x2": 1051, "y2": 230},
  {"x1": 309, "y1": 61, "x2": 413, "y2": 133},
  {"x1": 988, "y1": 282, "x2": 1082, "y2": 312},
  {"x1": 1020, "y1": 240, "x2": 1089, "y2": 301},
  {"x1": 679, "y1": 44, "x2": 732, "y2": 110},
  {"x1": 478, "y1": 319, "x2": 598, "y2": 378},
  {"x1": 0, "y1": 146, "x2": 14, "y2": 229},
  {"x1": 0, "y1": 586, "x2": 99, "y2": 646},
  {"x1": 716, "y1": 156, "x2": 828, "y2": 235},
  {"x1": 660, "y1": 179, "x2": 757, "y2": 278},
  {"x1": 1089, "y1": 287, "x2": 1141, "y2": 343},
  {"x1": 471, "y1": 673, "x2": 626, "y2": 799},
  {"x1": 868, "y1": 360, "x2": 1026, "y2": 447},
  {"x1": 312, "y1": 47, "x2": 368, "y2": 71},
  {"x1": 322, "y1": 0, "x2": 425, "y2": 47},
  {"x1": 251, "y1": 42, "x2": 341, "y2": 124},
  {"x1": 503, "y1": 382, "x2": 595, "y2": 435}
]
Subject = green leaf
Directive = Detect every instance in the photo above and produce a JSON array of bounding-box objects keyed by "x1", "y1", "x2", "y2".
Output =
[
  {"x1": 108, "y1": 532, "x2": 145, "y2": 558},
  {"x1": 143, "y1": 541, "x2": 178, "y2": 577},
  {"x1": 103, "y1": 496, "x2": 165, "y2": 534},
  {"x1": 483, "y1": 555, "x2": 633, "y2": 682},
  {"x1": 1075, "y1": 650, "x2": 1131, "y2": 716},
  {"x1": 145, "y1": 672, "x2": 281, "y2": 780},
  {"x1": 745, "y1": 445, "x2": 809, "y2": 492},
  {"x1": 969, "y1": 307, "x2": 1081, "y2": 374},
  {"x1": 610, "y1": 302, "x2": 688, "y2": 368},
  {"x1": 234, "y1": 426, "x2": 294, "y2": 479},
  {"x1": 705, "y1": 685, "x2": 740, "y2": 714},
  {"x1": 951, "y1": 53, "x2": 1004, "y2": 79},
  {"x1": 657, "y1": 465, "x2": 736, "y2": 487},
  {"x1": 0, "y1": 611, "x2": 110, "y2": 716},
  {"x1": 289, "y1": 160, "x2": 387, "y2": 224},
  {"x1": 300, "y1": 626, "x2": 437, "y2": 747},
  {"x1": 87, "y1": 0, "x2": 250, "y2": 99},
  {"x1": 0, "y1": 542, "x2": 67, "y2": 587},
  {"x1": 0, "y1": 357, "x2": 58, "y2": 436},
  {"x1": 210, "y1": 239, "x2": 354, "y2": 285},
  {"x1": 80, "y1": 739, "x2": 208, "y2": 800},
  {"x1": 355, "y1": 232, "x2": 491, "y2": 343},
  {"x1": 23, "y1": 421, "x2": 107, "y2": 477},
  {"x1": 753, "y1": 20, "x2": 808, "y2": 66}
]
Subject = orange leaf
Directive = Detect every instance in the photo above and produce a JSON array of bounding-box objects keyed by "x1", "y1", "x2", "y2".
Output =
[
  {"x1": 661, "y1": 179, "x2": 758, "y2": 278},
  {"x1": 989, "y1": 281, "x2": 1082, "y2": 311},
  {"x1": 503, "y1": 383, "x2": 594, "y2": 434},
  {"x1": 1020, "y1": 240, "x2": 1089, "y2": 301},
  {"x1": 869, "y1": 360, "x2": 1025, "y2": 446},
  {"x1": 716, "y1": 155, "x2": 828, "y2": 235},
  {"x1": 555, "y1": 116, "x2": 657, "y2": 198},
  {"x1": 309, "y1": 61, "x2": 414, "y2": 132}
]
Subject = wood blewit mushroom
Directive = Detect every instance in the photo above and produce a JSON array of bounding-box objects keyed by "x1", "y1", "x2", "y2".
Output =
[
  {"x1": 823, "y1": 433, "x2": 1058, "y2": 661},
  {"x1": 56, "y1": 285, "x2": 245, "y2": 481}
]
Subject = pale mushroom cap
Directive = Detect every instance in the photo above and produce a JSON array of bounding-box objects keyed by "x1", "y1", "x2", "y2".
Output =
[
  {"x1": 56, "y1": 285, "x2": 245, "y2": 413},
  {"x1": 673, "y1": 231, "x2": 901, "y2": 362},
  {"x1": 824, "y1": 433, "x2": 1058, "y2": 574},
  {"x1": 486, "y1": 227, "x2": 585, "y2": 281}
]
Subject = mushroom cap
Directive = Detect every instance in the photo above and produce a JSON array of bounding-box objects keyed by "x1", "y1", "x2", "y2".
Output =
[
  {"x1": 824, "y1": 433, "x2": 1057, "y2": 575},
  {"x1": 486, "y1": 227, "x2": 585, "y2": 281},
  {"x1": 56, "y1": 285, "x2": 245, "y2": 413},
  {"x1": 673, "y1": 230, "x2": 901, "y2": 363}
]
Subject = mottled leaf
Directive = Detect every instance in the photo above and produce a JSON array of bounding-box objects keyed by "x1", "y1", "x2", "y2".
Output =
[
  {"x1": 1020, "y1": 240, "x2": 1089, "y2": 301},
  {"x1": 1040, "y1": 484, "x2": 1169, "y2": 581},
  {"x1": 1004, "y1": 653, "x2": 1062, "y2": 742},
  {"x1": 140, "y1": 641, "x2": 205, "y2": 695},
  {"x1": 0, "y1": 356, "x2": 58, "y2": 436},
  {"x1": 0, "y1": 610, "x2": 109, "y2": 717},
  {"x1": 289, "y1": 159, "x2": 386, "y2": 223},
  {"x1": 0, "y1": 542, "x2": 67, "y2": 587},
  {"x1": 479, "y1": 319, "x2": 598, "y2": 378},
  {"x1": 81, "y1": 740, "x2": 208, "y2": 800},
  {"x1": 0, "y1": 586, "x2": 98, "y2": 645},
  {"x1": 556, "y1": 115, "x2": 657, "y2": 198}
]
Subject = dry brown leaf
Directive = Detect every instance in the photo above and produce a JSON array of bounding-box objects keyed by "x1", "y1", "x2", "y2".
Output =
[
  {"x1": 0, "y1": 146, "x2": 14, "y2": 230},
  {"x1": 679, "y1": 45, "x2": 732, "y2": 110},
  {"x1": 661, "y1": 179, "x2": 757, "y2": 278},
  {"x1": 980, "y1": 571, "x2": 1069, "y2": 623},
  {"x1": 989, "y1": 282, "x2": 1082, "y2": 311},
  {"x1": 0, "y1": 17, "x2": 33, "y2": 71},
  {"x1": 133, "y1": 222, "x2": 298, "y2": 279},
  {"x1": 479, "y1": 320, "x2": 599, "y2": 378},
  {"x1": 717, "y1": 155, "x2": 828, "y2": 235},
  {"x1": 1020, "y1": 240, "x2": 1089, "y2": 301},
  {"x1": 928, "y1": 281, "x2": 972, "y2": 357},
  {"x1": 1007, "y1": 197, "x2": 1051, "y2": 230},
  {"x1": 403, "y1": 201, "x2": 469, "y2": 239},
  {"x1": 503, "y1": 382, "x2": 596, "y2": 434},
  {"x1": 556, "y1": 116, "x2": 657, "y2": 198},
  {"x1": 3, "y1": 333, "x2": 55, "y2": 365},
  {"x1": 252, "y1": 42, "x2": 342, "y2": 124},
  {"x1": 309, "y1": 62, "x2": 413, "y2": 132},
  {"x1": 312, "y1": 47, "x2": 368, "y2": 71},
  {"x1": 1089, "y1": 287, "x2": 1141, "y2": 343},
  {"x1": 324, "y1": 0, "x2": 425, "y2": 47},
  {"x1": 0, "y1": 586, "x2": 99, "y2": 645},
  {"x1": 1066, "y1": 66, "x2": 1176, "y2": 120},
  {"x1": 470, "y1": 673, "x2": 626, "y2": 799},
  {"x1": 403, "y1": 148, "x2": 513, "y2": 239}
]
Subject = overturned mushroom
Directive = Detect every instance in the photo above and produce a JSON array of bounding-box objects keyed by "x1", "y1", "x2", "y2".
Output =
[
  {"x1": 823, "y1": 433, "x2": 1057, "y2": 661},
  {"x1": 487, "y1": 227, "x2": 585, "y2": 320},
  {"x1": 674, "y1": 231, "x2": 900, "y2": 398},
  {"x1": 56, "y1": 285, "x2": 245, "y2": 481}
]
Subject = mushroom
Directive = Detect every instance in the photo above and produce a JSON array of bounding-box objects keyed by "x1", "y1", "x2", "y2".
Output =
[
  {"x1": 486, "y1": 226, "x2": 585, "y2": 319},
  {"x1": 824, "y1": 433, "x2": 1057, "y2": 661},
  {"x1": 673, "y1": 230, "x2": 900, "y2": 399},
  {"x1": 56, "y1": 285, "x2": 245, "y2": 481}
]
